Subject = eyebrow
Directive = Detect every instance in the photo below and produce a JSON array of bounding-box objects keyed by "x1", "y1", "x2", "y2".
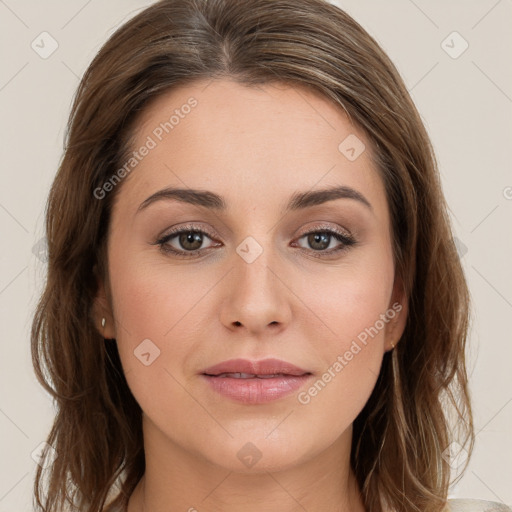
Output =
[{"x1": 137, "y1": 184, "x2": 373, "y2": 214}]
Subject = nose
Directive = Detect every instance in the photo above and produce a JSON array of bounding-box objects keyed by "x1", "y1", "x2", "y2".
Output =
[{"x1": 219, "y1": 238, "x2": 292, "y2": 336}]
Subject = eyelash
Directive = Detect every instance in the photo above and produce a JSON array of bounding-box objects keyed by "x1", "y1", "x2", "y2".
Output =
[{"x1": 153, "y1": 223, "x2": 357, "y2": 259}]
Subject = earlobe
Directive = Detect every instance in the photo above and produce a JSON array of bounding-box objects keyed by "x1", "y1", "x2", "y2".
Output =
[{"x1": 92, "y1": 275, "x2": 116, "y2": 339}]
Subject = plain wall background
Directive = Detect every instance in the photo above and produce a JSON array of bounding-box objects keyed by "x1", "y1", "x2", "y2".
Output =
[{"x1": 0, "y1": 0, "x2": 511, "y2": 509}]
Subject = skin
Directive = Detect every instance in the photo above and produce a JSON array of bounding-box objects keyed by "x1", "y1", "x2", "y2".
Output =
[{"x1": 94, "y1": 78, "x2": 408, "y2": 512}]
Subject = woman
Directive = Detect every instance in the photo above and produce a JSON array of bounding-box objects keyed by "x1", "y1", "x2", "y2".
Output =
[{"x1": 30, "y1": 0, "x2": 510, "y2": 511}]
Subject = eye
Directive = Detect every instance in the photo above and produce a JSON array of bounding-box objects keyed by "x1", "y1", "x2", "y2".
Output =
[
  {"x1": 292, "y1": 226, "x2": 356, "y2": 257},
  {"x1": 154, "y1": 225, "x2": 220, "y2": 258}
]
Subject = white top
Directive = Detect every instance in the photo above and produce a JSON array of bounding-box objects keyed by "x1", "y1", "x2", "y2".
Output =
[{"x1": 447, "y1": 499, "x2": 512, "y2": 511}]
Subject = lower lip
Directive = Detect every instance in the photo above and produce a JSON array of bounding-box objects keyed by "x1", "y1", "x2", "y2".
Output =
[{"x1": 201, "y1": 374, "x2": 313, "y2": 404}]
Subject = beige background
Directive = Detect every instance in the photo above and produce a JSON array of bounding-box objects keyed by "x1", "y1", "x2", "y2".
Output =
[{"x1": 0, "y1": 0, "x2": 511, "y2": 509}]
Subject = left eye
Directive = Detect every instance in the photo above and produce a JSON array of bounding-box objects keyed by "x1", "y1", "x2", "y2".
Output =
[{"x1": 295, "y1": 231, "x2": 350, "y2": 252}]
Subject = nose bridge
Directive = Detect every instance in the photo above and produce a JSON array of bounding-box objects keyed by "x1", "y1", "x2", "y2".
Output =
[
  {"x1": 233, "y1": 232, "x2": 279, "y2": 299},
  {"x1": 220, "y1": 231, "x2": 291, "y2": 332}
]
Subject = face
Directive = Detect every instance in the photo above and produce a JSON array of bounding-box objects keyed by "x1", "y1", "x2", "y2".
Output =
[{"x1": 96, "y1": 79, "x2": 407, "y2": 474}]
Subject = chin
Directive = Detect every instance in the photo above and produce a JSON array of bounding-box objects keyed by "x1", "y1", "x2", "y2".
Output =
[{"x1": 198, "y1": 432, "x2": 314, "y2": 474}]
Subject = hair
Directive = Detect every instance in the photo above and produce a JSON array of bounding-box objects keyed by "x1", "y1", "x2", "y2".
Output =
[{"x1": 31, "y1": 0, "x2": 474, "y2": 510}]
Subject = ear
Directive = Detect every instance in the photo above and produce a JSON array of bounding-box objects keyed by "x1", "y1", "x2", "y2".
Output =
[
  {"x1": 385, "y1": 273, "x2": 408, "y2": 352},
  {"x1": 92, "y1": 269, "x2": 116, "y2": 340}
]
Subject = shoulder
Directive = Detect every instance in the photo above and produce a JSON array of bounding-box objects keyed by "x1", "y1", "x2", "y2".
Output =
[{"x1": 447, "y1": 499, "x2": 512, "y2": 512}]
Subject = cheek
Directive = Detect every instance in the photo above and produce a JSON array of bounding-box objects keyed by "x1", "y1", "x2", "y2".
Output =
[
  {"x1": 301, "y1": 256, "x2": 394, "y2": 349},
  {"x1": 107, "y1": 246, "x2": 228, "y2": 410},
  {"x1": 109, "y1": 245, "x2": 215, "y2": 343},
  {"x1": 292, "y1": 255, "x2": 394, "y2": 421},
  {"x1": 107, "y1": 261, "x2": 199, "y2": 427}
]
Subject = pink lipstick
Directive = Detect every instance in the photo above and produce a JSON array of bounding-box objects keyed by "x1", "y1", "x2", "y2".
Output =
[{"x1": 201, "y1": 358, "x2": 313, "y2": 404}]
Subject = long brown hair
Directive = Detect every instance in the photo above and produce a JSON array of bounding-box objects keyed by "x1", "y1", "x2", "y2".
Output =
[{"x1": 31, "y1": 0, "x2": 474, "y2": 510}]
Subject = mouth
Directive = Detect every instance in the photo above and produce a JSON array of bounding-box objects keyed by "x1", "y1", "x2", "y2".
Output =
[
  {"x1": 201, "y1": 357, "x2": 311, "y2": 378},
  {"x1": 200, "y1": 358, "x2": 313, "y2": 404}
]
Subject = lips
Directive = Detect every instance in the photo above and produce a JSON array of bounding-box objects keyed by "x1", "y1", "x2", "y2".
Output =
[
  {"x1": 200, "y1": 358, "x2": 313, "y2": 403},
  {"x1": 201, "y1": 358, "x2": 311, "y2": 378}
]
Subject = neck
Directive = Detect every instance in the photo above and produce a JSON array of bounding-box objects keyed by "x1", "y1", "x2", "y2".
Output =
[{"x1": 128, "y1": 417, "x2": 366, "y2": 512}]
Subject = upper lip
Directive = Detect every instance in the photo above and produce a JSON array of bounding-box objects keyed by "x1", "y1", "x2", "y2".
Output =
[{"x1": 202, "y1": 358, "x2": 311, "y2": 376}]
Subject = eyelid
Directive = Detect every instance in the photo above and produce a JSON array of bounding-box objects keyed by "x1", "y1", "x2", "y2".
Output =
[
  {"x1": 156, "y1": 223, "x2": 218, "y2": 242},
  {"x1": 297, "y1": 222, "x2": 352, "y2": 238}
]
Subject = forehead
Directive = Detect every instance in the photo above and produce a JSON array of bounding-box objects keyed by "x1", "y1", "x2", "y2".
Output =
[{"x1": 114, "y1": 78, "x2": 387, "y2": 219}]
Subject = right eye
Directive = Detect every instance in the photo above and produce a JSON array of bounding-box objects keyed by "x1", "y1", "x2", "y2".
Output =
[{"x1": 155, "y1": 226, "x2": 220, "y2": 257}]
